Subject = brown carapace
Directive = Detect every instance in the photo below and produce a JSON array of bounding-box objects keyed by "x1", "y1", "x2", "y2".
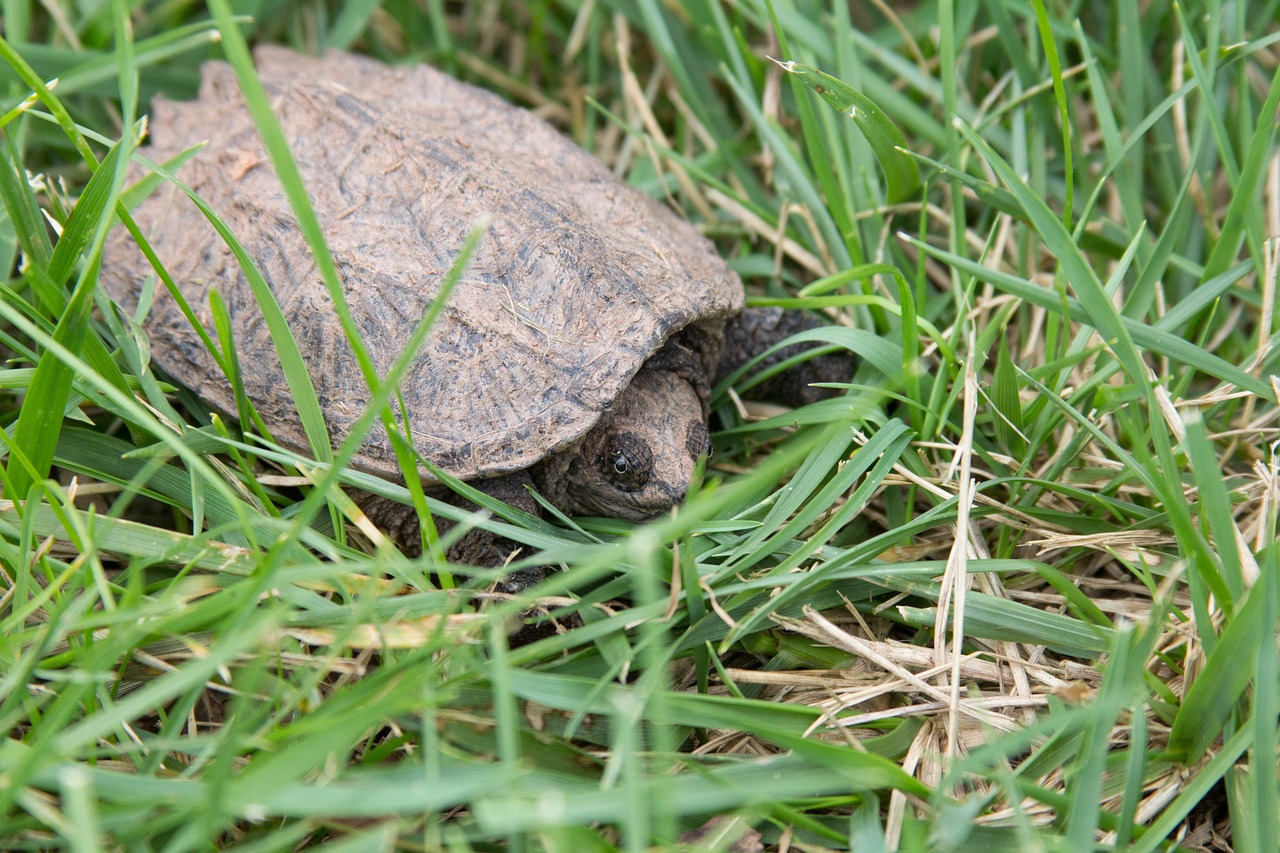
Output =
[{"x1": 102, "y1": 47, "x2": 848, "y2": 584}]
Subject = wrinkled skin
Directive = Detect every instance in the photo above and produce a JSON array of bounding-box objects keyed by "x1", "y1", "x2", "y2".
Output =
[
  {"x1": 538, "y1": 306, "x2": 849, "y2": 523},
  {"x1": 553, "y1": 366, "x2": 708, "y2": 520},
  {"x1": 534, "y1": 331, "x2": 713, "y2": 521}
]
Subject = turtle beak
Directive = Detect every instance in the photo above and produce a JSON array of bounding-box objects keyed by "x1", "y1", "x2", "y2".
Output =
[{"x1": 628, "y1": 482, "x2": 688, "y2": 520}]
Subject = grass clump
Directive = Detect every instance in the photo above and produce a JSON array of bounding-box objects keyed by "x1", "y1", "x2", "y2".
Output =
[{"x1": 1, "y1": 1, "x2": 1277, "y2": 851}]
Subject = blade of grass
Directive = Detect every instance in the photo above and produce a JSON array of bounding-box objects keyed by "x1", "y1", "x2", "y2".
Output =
[
  {"x1": 1063, "y1": 617, "x2": 1162, "y2": 846},
  {"x1": 1127, "y1": 725, "x2": 1253, "y2": 853},
  {"x1": 1168, "y1": 565, "x2": 1272, "y2": 762},
  {"x1": 770, "y1": 58, "x2": 920, "y2": 204},
  {"x1": 0, "y1": 23, "x2": 226, "y2": 100},
  {"x1": 8, "y1": 133, "x2": 133, "y2": 496},
  {"x1": 903, "y1": 236, "x2": 1268, "y2": 398},
  {"x1": 0, "y1": 291, "x2": 256, "y2": 540},
  {"x1": 720, "y1": 50, "x2": 850, "y2": 271},
  {"x1": 1029, "y1": 0, "x2": 1072, "y2": 222},
  {"x1": 1199, "y1": 25, "x2": 1280, "y2": 280}
]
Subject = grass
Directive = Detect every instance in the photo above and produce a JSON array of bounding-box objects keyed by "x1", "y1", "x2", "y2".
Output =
[{"x1": 1, "y1": 0, "x2": 1277, "y2": 850}]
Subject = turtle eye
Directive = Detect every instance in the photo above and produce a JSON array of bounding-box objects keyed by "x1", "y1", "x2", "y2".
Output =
[{"x1": 599, "y1": 431, "x2": 653, "y2": 492}]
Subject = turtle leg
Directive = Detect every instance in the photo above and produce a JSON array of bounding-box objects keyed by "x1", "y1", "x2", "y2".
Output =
[
  {"x1": 359, "y1": 474, "x2": 562, "y2": 645},
  {"x1": 438, "y1": 473, "x2": 548, "y2": 597},
  {"x1": 358, "y1": 472, "x2": 546, "y2": 595},
  {"x1": 715, "y1": 307, "x2": 850, "y2": 406}
]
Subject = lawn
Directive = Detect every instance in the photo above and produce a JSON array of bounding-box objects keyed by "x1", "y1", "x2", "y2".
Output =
[{"x1": 1, "y1": 1, "x2": 1277, "y2": 851}]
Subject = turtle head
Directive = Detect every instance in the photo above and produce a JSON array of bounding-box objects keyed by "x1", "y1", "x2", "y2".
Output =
[{"x1": 557, "y1": 352, "x2": 712, "y2": 522}]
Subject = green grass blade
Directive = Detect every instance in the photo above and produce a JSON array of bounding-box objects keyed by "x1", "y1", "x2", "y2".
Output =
[
  {"x1": 904, "y1": 237, "x2": 1270, "y2": 398},
  {"x1": 992, "y1": 335, "x2": 1027, "y2": 458},
  {"x1": 1128, "y1": 725, "x2": 1253, "y2": 853},
  {"x1": 8, "y1": 134, "x2": 132, "y2": 496},
  {"x1": 1200, "y1": 30, "x2": 1280, "y2": 280},
  {"x1": 771, "y1": 58, "x2": 921, "y2": 204},
  {"x1": 1168, "y1": 568, "x2": 1272, "y2": 762},
  {"x1": 1029, "y1": 0, "x2": 1073, "y2": 222}
]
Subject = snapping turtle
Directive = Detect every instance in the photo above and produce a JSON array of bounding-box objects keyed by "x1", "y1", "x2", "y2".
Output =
[{"x1": 103, "y1": 48, "x2": 846, "y2": 572}]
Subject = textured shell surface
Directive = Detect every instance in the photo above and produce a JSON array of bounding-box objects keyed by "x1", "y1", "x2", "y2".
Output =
[{"x1": 102, "y1": 47, "x2": 743, "y2": 481}]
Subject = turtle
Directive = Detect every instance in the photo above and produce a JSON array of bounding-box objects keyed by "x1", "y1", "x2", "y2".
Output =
[{"x1": 102, "y1": 47, "x2": 848, "y2": 580}]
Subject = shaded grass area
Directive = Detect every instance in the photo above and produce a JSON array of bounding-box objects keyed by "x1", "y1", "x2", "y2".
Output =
[{"x1": 1, "y1": 1, "x2": 1277, "y2": 850}]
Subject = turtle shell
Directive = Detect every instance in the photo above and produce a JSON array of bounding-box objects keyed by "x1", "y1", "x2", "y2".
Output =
[{"x1": 103, "y1": 48, "x2": 743, "y2": 482}]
